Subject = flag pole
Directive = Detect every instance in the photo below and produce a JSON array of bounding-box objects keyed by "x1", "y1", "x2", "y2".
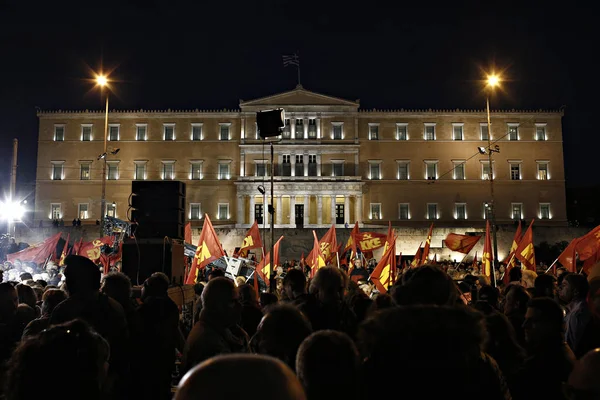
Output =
[{"x1": 544, "y1": 257, "x2": 560, "y2": 274}]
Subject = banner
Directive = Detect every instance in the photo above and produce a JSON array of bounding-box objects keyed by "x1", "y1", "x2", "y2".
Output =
[{"x1": 7, "y1": 232, "x2": 62, "y2": 265}]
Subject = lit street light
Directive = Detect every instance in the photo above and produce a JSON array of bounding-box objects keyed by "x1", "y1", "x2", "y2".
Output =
[{"x1": 1, "y1": 199, "x2": 26, "y2": 236}]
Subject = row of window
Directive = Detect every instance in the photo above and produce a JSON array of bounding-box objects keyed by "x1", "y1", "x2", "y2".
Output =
[
  {"x1": 370, "y1": 202, "x2": 552, "y2": 221},
  {"x1": 52, "y1": 121, "x2": 550, "y2": 142}
]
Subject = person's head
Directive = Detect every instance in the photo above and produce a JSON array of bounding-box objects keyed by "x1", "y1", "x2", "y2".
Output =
[
  {"x1": 560, "y1": 273, "x2": 590, "y2": 304},
  {"x1": 238, "y1": 284, "x2": 258, "y2": 306},
  {"x1": 19, "y1": 273, "x2": 32, "y2": 282},
  {"x1": 508, "y1": 266, "x2": 522, "y2": 283},
  {"x1": 484, "y1": 312, "x2": 526, "y2": 365},
  {"x1": 260, "y1": 292, "x2": 279, "y2": 310},
  {"x1": 296, "y1": 330, "x2": 359, "y2": 400},
  {"x1": 175, "y1": 354, "x2": 305, "y2": 400},
  {"x1": 15, "y1": 304, "x2": 36, "y2": 327},
  {"x1": 63, "y1": 255, "x2": 101, "y2": 296},
  {"x1": 309, "y1": 267, "x2": 346, "y2": 306},
  {"x1": 283, "y1": 268, "x2": 307, "y2": 300},
  {"x1": 478, "y1": 285, "x2": 499, "y2": 309},
  {"x1": 534, "y1": 273, "x2": 557, "y2": 298},
  {"x1": 40, "y1": 289, "x2": 67, "y2": 317},
  {"x1": 101, "y1": 272, "x2": 132, "y2": 307},
  {"x1": 567, "y1": 348, "x2": 600, "y2": 399},
  {"x1": 0, "y1": 282, "x2": 18, "y2": 321},
  {"x1": 3, "y1": 319, "x2": 110, "y2": 400},
  {"x1": 393, "y1": 265, "x2": 461, "y2": 307},
  {"x1": 15, "y1": 284, "x2": 37, "y2": 309},
  {"x1": 504, "y1": 284, "x2": 531, "y2": 315},
  {"x1": 201, "y1": 277, "x2": 241, "y2": 327},
  {"x1": 234, "y1": 276, "x2": 246, "y2": 287},
  {"x1": 523, "y1": 297, "x2": 565, "y2": 347},
  {"x1": 207, "y1": 268, "x2": 225, "y2": 281},
  {"x1": 251, "y1": 304, "x2": 312, "y2": 371},
  {"x1": 142, "y1": 272, "x2": 170, "y2": 300}
]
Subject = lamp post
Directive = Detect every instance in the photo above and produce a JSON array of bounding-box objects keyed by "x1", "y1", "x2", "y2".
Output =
[
  {"x1": 96, "y1": 74, "x2": 109, "y2": 237},
  {"x1": 485, "y1": 74, "x2": 500, "y2": 287}
]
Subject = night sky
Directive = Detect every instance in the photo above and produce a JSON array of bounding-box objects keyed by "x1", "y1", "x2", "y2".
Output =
[{"x1": 0, "y1": 0, "x2": 597, "y2": 203}]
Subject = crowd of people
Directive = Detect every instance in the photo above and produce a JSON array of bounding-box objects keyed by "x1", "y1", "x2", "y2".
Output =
[{"x1": 0, "y1": 253, "x2": 599, "y2": 400}]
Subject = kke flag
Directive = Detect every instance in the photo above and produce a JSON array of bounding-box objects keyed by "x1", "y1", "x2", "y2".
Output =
[
  {"x1": 255, "y1": 236, "x2": 284, "y2": 288},
  {"x1": 410, "y1": 243, "x2": 423, "y2": 268},
  {"x1": 444, "y1": 233, "x2": 481, "y2": 254},
  {"x1": 382, "y1": 222, "x2": 397, "y2": 283},
  {"x1": 7, "y1": 232, "x2": 62, "y2": 265},
  {"x1": 58, "y1": 233, "x2": 70, "y2": 267},
  {"x1": 344, "y1": 222, "x2": 360, "y2": 268},
  {"x1": 236, "y1": 220, "x2": 263, "y2": 258},
  {"x1": 184, "y1": 222, "x2": 192, "y2": 244},
  {"x1": 370, "y1": 236, "x2": 396, "y2": 294},
  {"x1": 420, "y1": 223, "x2": 434, "y2": 266},
  {"x1": 78, "y1": 236, "x2": 115, "y2": 263},
  {"x1": 482, "y1": 221, "x2": 493, "y2": 277},
  {"x1": 186, "y1": 214, "x2": 225, "y2": 284},
  {"x1": 306, "y1": 224, "x2": 338, "y2": 267},
  {"x1": 558, "y1": 238, "x2": 578, "y2": 273},
  {"x1": 352, "y1": 231, "x2": 387, "y2": 253},
  {"x1": 515, "y1": 219, "x2": 536, "y2": 272},
  {"x1": 310, "y1": 230, "x2": 326, "y2": 276},
  {"x1": 575, "y1": 225, "x2": 600, "y2": 261},
  {"x1": 503, "y1": 221, "x2": 523, "y2": 284}
]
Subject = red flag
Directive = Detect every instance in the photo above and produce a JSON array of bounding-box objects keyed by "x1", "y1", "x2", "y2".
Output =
[
  {"x1": 575, "y1": 225, "x2": 600, "y2": 261},
  {"x1": 344, "y1": 222, "x2": 360, "y2": 253},
  {"x1": 444, "y1": 233, "x2": 481, "y2": 254},
  {"x1": 184, "y1": 222, "x2": 192, "y2": 244},
  {"x1": 236, "y1": 220, "x2": 263, "y2": 258},
  {"x1": 472, "y1": 252, "x2": 478, "y2": 269},
  {"x1": 7, "y1": 232, "x2": 62, "y2": 265},
  {"x1": 557, "y1": 238, "x2": 578, "y2": 273},
  {"x1": 503, "y1": 222, "x2": 523, "y2": 284},
  {"x1": 410, "y1": 242, "x2": 423, "y2": 268},
  {"x1": 370, "y1": 236, "x2": 396, "y2": 294},
  {"x1": 420, "y1": 223, "x2": 434, "y2": 266},
  {"x1": 72, "y1": 237, "x2": 84, "y2": 256},
  {"x1": 58, "y1": 233, "x2": 70, "y2": 267},
  {"x1": 582, "y1": 247, "x2": 600, "y2": 275},
  {"x1": 310, "y1": 230, "x2": 326, "y2": 277},
  {"x1": 482, "y1": 221, "x2": 493, "y2": 277},
  {"x1": 352, "y1": 231, "x2": 387, "y2": 253},
  {"x1": 100, "y1": 242, "x2": 123, "y2": 274},
  {"x1": 515, "y1": 219, "x2": 536, "y2": 272},
  {"x1": 78, "y1": 236, "x2": 115, "y2": 264},
  {"x1": 383, "y1": 222, "x2": 397, "y2": 283},
  {"x1": 432, "y1": 254, "x2": 438, "y2": 265},
  {"x1": 186, "y1": 214, "x2": 225, "y2": 284},
  {"x1": 299, "y1": 252, "x2": 305, "y2": 267},
  {"x1": 306, "y1": 224, "x2": 338, "y2": 267},
  {"x1": 255, "y1": 236, "x2": 284, "y2": 288}
]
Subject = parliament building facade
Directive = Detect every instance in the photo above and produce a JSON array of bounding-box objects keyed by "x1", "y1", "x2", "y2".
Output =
[{"x1": 35, "y1": 85, "x2": 567, "y2": 230}]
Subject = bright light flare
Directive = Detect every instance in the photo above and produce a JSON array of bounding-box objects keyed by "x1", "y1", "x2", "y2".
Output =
[
  {"x1": 0, "y1": 200, "x2": 25, "y2": 222},
  {"x1": 96, "y1": 74, "x2": 108, "y2": 87},
  {"x1": 486, "y1": 74, "x2": 500, "y2": 87}
]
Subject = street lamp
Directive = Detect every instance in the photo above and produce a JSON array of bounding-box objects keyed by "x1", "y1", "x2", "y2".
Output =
[
  {"x1": 484, "y1": 73, "x2": 501, "y2": 287},
  {"x1": 95, "y1": 74, "x2": 110, "y2": 237}
]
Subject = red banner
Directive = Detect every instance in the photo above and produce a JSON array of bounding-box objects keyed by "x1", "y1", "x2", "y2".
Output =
[{"x1": 7, "y1": 232, "x2": 62, "y2": 265}]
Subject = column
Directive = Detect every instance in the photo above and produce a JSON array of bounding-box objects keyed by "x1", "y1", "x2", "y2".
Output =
[
  {"x1": 291, "y1": 152, "x2": 296, "y2": 177},
  {"x1": 276, "y1": 196, "x2": 282, "y2": 225},
  {"x1": 317, "y1": 195, "x2": 323, "y2": 225},
  {"x1": 240, "y1": 151, "x2": 245, "y2": 177},
  {"x1": 355, "y1": 194, "x2": 363, "y2": 224},
  {"x1": 291, "y1": 118, "x2": 296, "y2": 139},
  {"x1": 354, "y1": 153, "x2": 359, "y2": 176},
  {"x1": 317, "y1": 153, "x2": 322, "y2": 177},
  {"x1": 344, "y1": 195, "x2": 350, "y2": 224},
  {"x1": 249, "y1": 196, "x2": 255, "y2": 224},
  {"x1": 237, "y1": 195, "x2": 244, "y2": 225},
  {"x1": 304, "y1": 118, "x2": 308, "y2": 139},
  {"x1": 304, "y1": 151, "x2": 309, "y2": 177},
  {"x1": 303, "y1": 195, "x2": 309, "y2": 226},
  {"x1": 290, "y1": 196, "x2": 296, "y2": 225},
  {"x1": 240, "y1": 117, "x2": 245, "y2": 143},
  {"x1": 331, "y1": 195, "x2": 336, "y2": 224},
  {"x1": 316, "y1": 118, "x2": 321, "y2": 139}
]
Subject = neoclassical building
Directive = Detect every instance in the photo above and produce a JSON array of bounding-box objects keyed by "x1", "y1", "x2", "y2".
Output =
[{"x1": 35, "y1": 85, "x2": 567, "y2": 230}]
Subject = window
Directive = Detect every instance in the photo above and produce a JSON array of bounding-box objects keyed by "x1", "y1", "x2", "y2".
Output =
[
  {"x1": 282, "y1": 155, "x2": 291, "y2": 176},
  {"x1": 163, "y1": 124, "x2": 175, "y2": 141},
  {"x1": 396, "y1": 123, "x2": 408, "y2": 140},
  {"x1": 190, "y1": 161, "x2": 203, "y2": 180},
  {"x1": 427, "y1": 203, "x2": 438, "y2": 220},
  {"x1": 308, "y1": 119, "x2": 317, "y2": 139},
  {"x1": 256, "y1": 162, "x2": 268, "y2": 177},
  {"x1": 136, "y1": 124, "x2": 147, "y2": 141},
  {"x1": 480, "y1": 124, "x2": 489, "y2": 140},
  {"x1": 424, "y1": 124, "x2": 436, "y2": 140},
  {"x1": 106, "y1": 162, "x2": 119, "y2": 180},
  {"x1": 455, "y1": 203, "x2": 467, "y2": 220},
  {"x1": 453, "y1": 161, "x2": 465, "y2": 180},
  {"x1": 295, "y1": 119, "x2": 304, "y2": 139},
  {"x1": 397, "y1": 161, "x2": 409, "y2": 180},
  {"x1": 508, "y1": 124, "x2": 519, "y2": 141},
  {"x1": 510, "y1": 162, "x2": 521, "y2": 180},
  {"x1": 332, "y1": 161, "x2": 344, "y2": 177},
  {"x1": 190, "y1": 203, "x2": 202, "y2": 220},
  {"x1": 50, "y1": 203, "x2": 61, "y2": 219},
  {"x1": 399, "y1": 203, "x2": 410, "y2": 220},
  {"x1": 219, "y1": 124, "x2": 231, "y2": 140},
  {"x1": 108, "y1": 125, "x2": 119, "y2": 141},
  {"x1": 370, "y1": 203, "x2": 382, "y2": 220},
  {"x1": 511, "y1": 203, "x2": 523, "y2": 220},
  {"x1": 81, "y1": 125, "x2": 92, "y2": 141},
  {"x1": 369, "y1": 161, "x2": 382, "y2": 180},
  {"x1": 425, "y1": 161, "x2": 438, "y2": 180},
  {"x1": 106, "y1": 203, "x2": 116, "y2": 218},
  {"x1": 332, "y1": 123, "x2": 343, "y2": 140},
  {"x1": 191, "y1": 124, "x2": 203, "y2": 140},
  {"x1": 295, "y1": 155, "x2": 304, "y2": 176},
  {"x1": 218, "y1": 203, "x2": 229, "y2": 220},
  {"x1": 218, "y1": 162, "x2": 230, "y2": 180},
  {"x1": 54, "y1": 125, "x2": 65, "y2": 141},
  {"x1": 369, "y1": 124, "x2": 379, "y2": 140},
  {"x1": 537, "y1": 161, "x2": 549, "y2": 180},
  {"x1": 134, "y1": 161, "x2": 147, "y2": 180},
  {"x1": 162, "y1": 161, "x2": 175, "y2": 180},
  {"x1": 535, "y1": 124, "x2": 547, "y2": 141},
  {"x1": 78, "y1": 203, "x2": 89, "y2": 220},
  {"x1": 80, "y1": 163, "x2": 91, "y2": 180},
  {"x1": 481, "y1": 161, "x2": 493, "y2": 180},
  {"x1": 539, "y1": 203, "x2": 551, "y2": 219},
  {"x1": 308, "y1": 155, "x2": 317, "y2": 176},
  {"x1": 51, "y1": 162, "x2": 64, "y2": 180},
  {"x1": 452, "y1": 124, "x2": 464, "y2": 140},
  {"x1": 282, "y1": 119, "x2": 291, "y2": 139}
]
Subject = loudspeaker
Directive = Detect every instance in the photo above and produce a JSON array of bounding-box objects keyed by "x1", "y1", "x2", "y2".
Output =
[
  {"x1": 131, "y1": 180, "x2": 186, "y2": 240},
  {"x1": 121, "y1": 238, "x2": 185, "y2": 285},
  {"x1": 257, "y1": 109, "x2": 285, "y2": 138}
]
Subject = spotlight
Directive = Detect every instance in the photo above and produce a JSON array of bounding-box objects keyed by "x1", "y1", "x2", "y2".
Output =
[
  {"x1": 478, "y1": 147, "x2": 487, "y2": 155},
  {"x1": 97, "y1": 153, "x2": 107, "y2": 160},
  {"x1": 257, "y1": 185, "x2": 265, "y2": 195},
  {"x1": 110, "y1": 148, "x2": 120, "y2": 155}
]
